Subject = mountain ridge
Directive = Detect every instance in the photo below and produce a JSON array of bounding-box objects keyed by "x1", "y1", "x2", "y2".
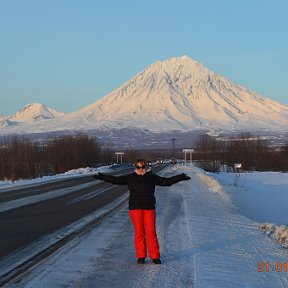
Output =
[{"x1": 1, "y1": 56, "x2": 288, "y2": 135}]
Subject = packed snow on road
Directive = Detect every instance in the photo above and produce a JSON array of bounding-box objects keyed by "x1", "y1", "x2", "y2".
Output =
[{"x1": 2, "y1": 164, "x2": 288, "y2": 288}]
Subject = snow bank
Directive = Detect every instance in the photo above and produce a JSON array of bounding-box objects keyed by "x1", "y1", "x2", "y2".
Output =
[{"x1": 196, "y1": 170, "x2": 231, "y2": 203}]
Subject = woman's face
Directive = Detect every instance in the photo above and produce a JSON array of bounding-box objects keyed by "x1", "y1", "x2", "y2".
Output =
[{"x1": 134, "y1": 162, "x2": 146, "y2": 175}]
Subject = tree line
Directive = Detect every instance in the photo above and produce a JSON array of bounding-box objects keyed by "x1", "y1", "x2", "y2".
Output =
[
  {"x1": 0, "y1": 132, "x2": 287, "y2": 181},
  {"x1": 193, "y1": 133, "x2": 288, "y2": 172},
  {"x1": 0, "y1": 134, "x2": 115, "y2": 181}
]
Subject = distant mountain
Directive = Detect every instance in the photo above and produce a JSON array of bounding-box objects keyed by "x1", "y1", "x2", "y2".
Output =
[
  {"x1": 0, "y1": 56, "x2": 288, "y2": 137},
  {"x1": 9, "y1": 103, "x2": 64, "y2": 122},
  {"x1": 0, "y1": 103, "x2": 64, "y2": 127},
  {"x1": 65, "y1": 55, "x2": 288, "y2": 132}
]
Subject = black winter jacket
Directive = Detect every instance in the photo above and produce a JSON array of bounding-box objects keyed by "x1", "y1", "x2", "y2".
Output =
[{"x1": 95, "y1": 172, "x2": 187, "y2": 210}]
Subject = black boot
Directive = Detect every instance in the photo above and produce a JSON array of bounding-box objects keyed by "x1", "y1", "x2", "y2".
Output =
[
  {"x1": 152, "y1": 258, "x2": 161, "y2": 265},
  {"x1": 137, "y1": 258, "x2": 145, "y2": 264}
]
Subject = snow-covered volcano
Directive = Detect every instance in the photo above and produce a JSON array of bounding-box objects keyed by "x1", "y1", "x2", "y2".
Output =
[
  {"x1": 66, "y1": 55, "x2": 288, "y2": 132},
  {"x1": 1, "y1": 56, "x2": 288, "y2": 135}
]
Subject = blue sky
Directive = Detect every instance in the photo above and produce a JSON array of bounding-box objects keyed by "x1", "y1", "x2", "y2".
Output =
[{"x1": 0, "y1": 0, "x2": 287, "y2": 115}]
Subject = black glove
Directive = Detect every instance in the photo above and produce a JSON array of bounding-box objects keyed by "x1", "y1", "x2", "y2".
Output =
[{"x1": 181, "y1": 173, "x2": 191, "y2": 181}]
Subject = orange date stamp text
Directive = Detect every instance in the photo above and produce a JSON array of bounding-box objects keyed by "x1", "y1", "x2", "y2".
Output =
[{"x1": 258, "y1": 261, "x2": 288, "y2": 272}]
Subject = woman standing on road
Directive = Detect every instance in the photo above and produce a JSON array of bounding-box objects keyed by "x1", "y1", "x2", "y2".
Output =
[{"x1": 93, "y1": 159, "x2": 190, "y2": 265}]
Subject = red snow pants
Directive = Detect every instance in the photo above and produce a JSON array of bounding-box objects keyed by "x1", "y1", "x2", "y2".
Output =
[{"x1": 129, "y1": 209, "x2": 160, "y2": 259}]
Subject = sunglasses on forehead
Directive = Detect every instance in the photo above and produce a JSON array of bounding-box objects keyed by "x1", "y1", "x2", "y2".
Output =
[{"x1": 135, "y1": 165, "x2": 145, "y2": 169}]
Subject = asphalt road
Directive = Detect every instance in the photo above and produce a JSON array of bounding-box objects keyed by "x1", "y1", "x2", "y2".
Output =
[{"x1": 0, "y1": 167, "x2": 133, "y2": 260}]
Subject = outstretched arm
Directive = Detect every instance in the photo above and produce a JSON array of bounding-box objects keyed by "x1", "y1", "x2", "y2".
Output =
[
  {"x1": 155, "y1": 173, "x2": 191, "y2": 186},
  {"x1": 93, "y1": 172, "x2": 128, "y2": 185}
]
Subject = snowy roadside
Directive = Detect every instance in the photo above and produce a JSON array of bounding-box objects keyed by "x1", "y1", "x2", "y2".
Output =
[
  {"x1": 6, "y1": 165, "x2": 288, "y2": 288},
  {"x1": 211, "y1": 171, "x2": 288, "y2": 256},
  {"x1": 210, "y1": 171, "x2": 288, "y2": 225}
]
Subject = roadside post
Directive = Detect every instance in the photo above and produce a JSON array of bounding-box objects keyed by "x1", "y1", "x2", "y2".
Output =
[
  {"x1": 233, "y1": 163, "x2": 242, "y2": 185},
  {"x1": 183, "y1": 149, "x2": 194, "y2": 166},
  {"x1": 115, "y1": 152, "x2": 124, "y2": 164}
]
